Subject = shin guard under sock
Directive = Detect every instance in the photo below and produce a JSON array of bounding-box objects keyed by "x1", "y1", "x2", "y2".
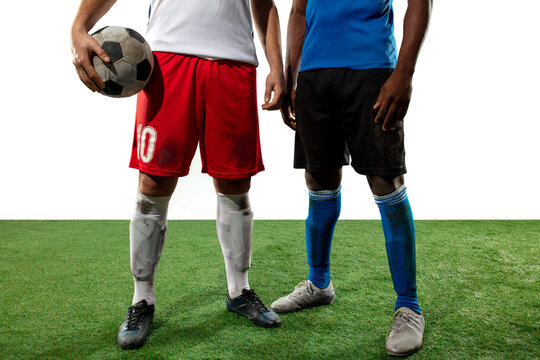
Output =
[
  {"x1": 374, "y1": 185, "x2": 421, "y2": 314},
  {"x1": 306, "y1": 187, "x2": 341, "y2": 289},
  {"x1": 217, "y1": 192, "x2": 252, "y2": 299},
  {"x1": 130, "y1": 191, "x2": 170, "y2": 306}
]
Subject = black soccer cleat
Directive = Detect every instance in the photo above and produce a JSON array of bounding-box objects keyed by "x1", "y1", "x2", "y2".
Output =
[
  {"x1": 117, "y1": 300, "x2": 155, "y2": 350},
  {"x1": 226, "y1": 289, "x2": 282, "y2": 328}
]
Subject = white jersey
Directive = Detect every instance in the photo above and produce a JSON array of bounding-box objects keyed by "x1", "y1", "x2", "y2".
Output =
[{"x1": 146, "y1": 0, "x2": 258, "y2": 66}]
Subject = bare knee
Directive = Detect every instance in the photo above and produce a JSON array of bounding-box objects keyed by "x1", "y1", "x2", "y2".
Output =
[
  {"x1": 213, "y1": 177, "x2": 251, "y2": 194},
  {"x1": 305, "y1": 169, "x2": 342, "y2": 191},
  {"x1": 138, "y1": 172, "x2": 178, "y2": 197},
  {"x1": 367, "y1": 175, "x2": 404, "y2": 196}
]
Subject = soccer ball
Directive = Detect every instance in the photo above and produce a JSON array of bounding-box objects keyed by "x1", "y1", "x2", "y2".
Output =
[{"x1": 91, "y1": 26, "x2": 154, "y2": 98}]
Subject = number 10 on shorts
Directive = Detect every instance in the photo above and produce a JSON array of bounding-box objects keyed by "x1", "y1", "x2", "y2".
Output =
[{"x1": 136, "y1": 124, "x2": 157, "y2": 164}]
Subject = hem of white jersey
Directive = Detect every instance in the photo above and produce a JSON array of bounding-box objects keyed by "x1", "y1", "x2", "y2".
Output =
[{"x1": 150, "y1": 48, "x2": 259, "y2": 67}]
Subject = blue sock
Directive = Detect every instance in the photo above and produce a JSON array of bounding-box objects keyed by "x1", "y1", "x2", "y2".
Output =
[
  {"x1": 374, "y1": 186, "x2": 421, "y2": 315},
  {"x1": 306, "y1": 187, "x2": 341, "y2": 289}
]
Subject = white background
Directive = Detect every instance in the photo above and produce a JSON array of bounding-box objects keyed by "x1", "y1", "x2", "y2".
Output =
[{"x1": 0, "y1": 0, "x2": 539, "y2": 220}]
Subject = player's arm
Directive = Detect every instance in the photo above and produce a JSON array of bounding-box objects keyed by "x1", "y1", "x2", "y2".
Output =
[
  {"x1": 281, "y1": 0, "x2": 307, "y2": 130},
  {"x1": 71, "y1": 0, "x2": 117, "y2": 92},
  {"x1": 374, "y1": 0, "x2": 433, "y2": 131},
  {"x1": 251, "y1": 0, "x2": 285, "y2": 111}
]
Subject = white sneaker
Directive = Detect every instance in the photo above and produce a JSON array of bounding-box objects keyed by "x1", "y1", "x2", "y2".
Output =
[
  {"x1": 270, "y1": 280, "x2": 335, "y2": 314},
  {"x1": 385, "y1": 307, "x2": 425, "y2": 357}
]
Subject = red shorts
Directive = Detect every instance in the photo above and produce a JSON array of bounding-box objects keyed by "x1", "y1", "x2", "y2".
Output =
[{"x1": 129, "y1": 52, "x2": 264, "y2": 178}]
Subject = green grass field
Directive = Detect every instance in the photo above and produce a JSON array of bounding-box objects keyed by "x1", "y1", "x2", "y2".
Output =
[{"x1": 0, "y1": 220, "x2": 538, "y2": 359}]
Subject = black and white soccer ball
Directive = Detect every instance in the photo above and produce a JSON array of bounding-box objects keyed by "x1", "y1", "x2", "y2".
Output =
[{"x1": 91, "y1": 26, "x2": 154, "y2": 98}]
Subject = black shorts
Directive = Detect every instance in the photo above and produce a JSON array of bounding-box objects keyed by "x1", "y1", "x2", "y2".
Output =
[{"x1": 294, "y1": 68, "x2": 406, "y2": 176}]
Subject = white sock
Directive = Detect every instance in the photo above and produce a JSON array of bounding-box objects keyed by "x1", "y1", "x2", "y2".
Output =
[
  {"x1": 133, "y1": 276, "x2": 155, "y2": 306},
  {"x1": 216, "y1": 192, "x2": 253, "y2": 299},
  {"x1": 130, "y1": 191, "x2": 170, "y2": 306}
]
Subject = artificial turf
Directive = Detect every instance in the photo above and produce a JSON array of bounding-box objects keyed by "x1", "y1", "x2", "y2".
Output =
[{"x1": 0, "y1": 220, "x2": 538, "y2": 359}]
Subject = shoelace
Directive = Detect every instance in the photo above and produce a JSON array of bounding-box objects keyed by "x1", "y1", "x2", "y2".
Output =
[
  {"x1": 293, "y1": 280, "x2": 314, "y2": 295},
  {"x1": 126, "y1": 304, "x2": 146, "y2": 330},
  {"x1": 242, "y1": 289, "x2": 269, "y2": 312},
  {"x1": 386, "y1": 310, "x2": 413, "y2": 338},
  {"x1": 287, "y1": 281, "x2": 314, "y2": 304}
]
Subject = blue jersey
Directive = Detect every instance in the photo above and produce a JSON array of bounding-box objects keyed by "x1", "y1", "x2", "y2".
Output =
[{"x1": 300, "y1": 0, "x2": 397, "y2": 72}]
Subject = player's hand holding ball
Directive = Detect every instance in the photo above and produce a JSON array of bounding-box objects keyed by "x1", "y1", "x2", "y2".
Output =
[
  {"x1": 72, "y1": 26, "x2": 154, "y2": 98},
  {"x1": 71, "y1": 25, "x2": 110, "y2": 93}
]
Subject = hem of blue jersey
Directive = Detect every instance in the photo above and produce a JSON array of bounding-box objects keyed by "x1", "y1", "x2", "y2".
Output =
[{"x1": 299, "y1": 63, "x2": 396, "y2": 72}]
